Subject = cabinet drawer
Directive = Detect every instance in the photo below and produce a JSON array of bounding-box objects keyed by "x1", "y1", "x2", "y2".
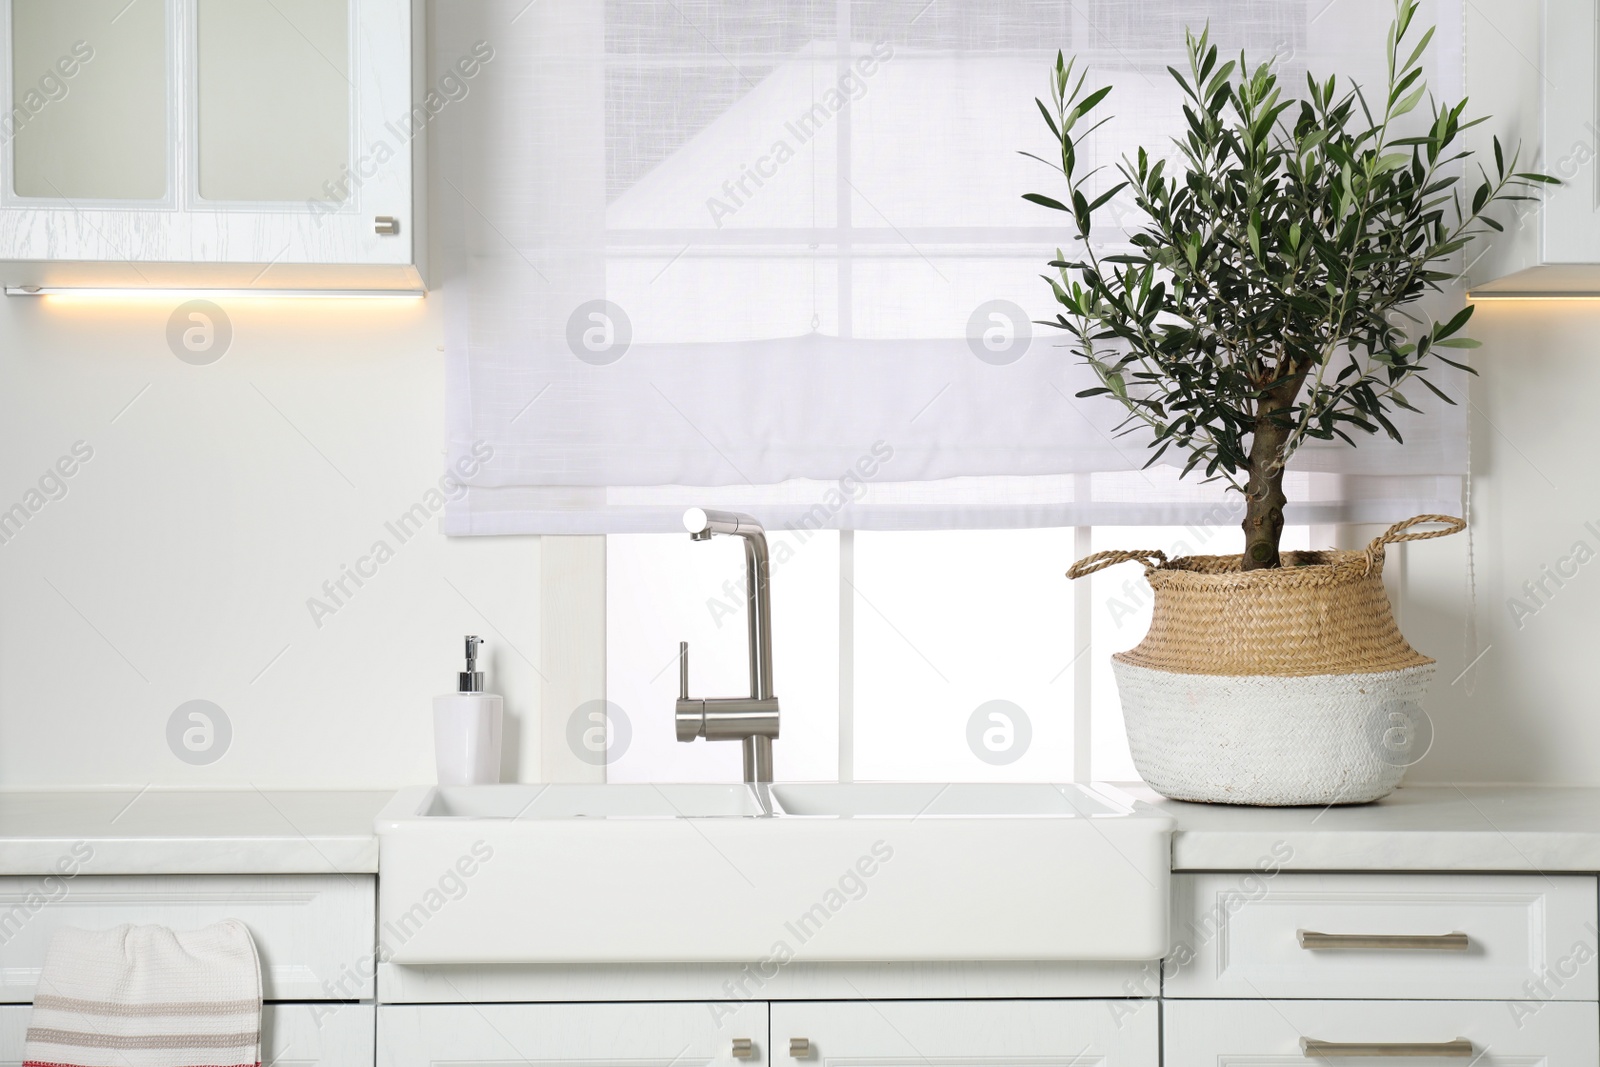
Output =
[
  {"x1": 0, "y1": 875, "x2": 375, "y2": 1001},
  {"x1": 771, "y1": 1000, "x2": 1157, "y2": 1067},
  {"x1": 1166, "y1": 999, "x2": 1598, "y2": 1065},
  {"x1": 0, "y1": 1003, "x2": 374, "y2": 1067},
  {"x1": 1165, "y1": 872, "x2": 1598, "y2": 999},
  {"x1": 380, "y1": 1003, "x2": 769, "y2": 1067}
]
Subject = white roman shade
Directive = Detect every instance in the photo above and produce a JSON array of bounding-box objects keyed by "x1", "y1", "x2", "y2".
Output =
[{"x1": 437, "y1": 0, "x2": 1467, "y2": 534}]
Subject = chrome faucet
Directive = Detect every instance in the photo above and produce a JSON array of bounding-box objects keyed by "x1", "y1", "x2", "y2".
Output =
[{"x1": 675, "y1": 508, "x2": 779, "y2": 783}]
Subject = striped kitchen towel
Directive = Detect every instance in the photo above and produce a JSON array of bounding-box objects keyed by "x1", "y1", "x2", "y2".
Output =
[{"x1": 23, "y1": 921, "x2": 262, "y2": 1067}]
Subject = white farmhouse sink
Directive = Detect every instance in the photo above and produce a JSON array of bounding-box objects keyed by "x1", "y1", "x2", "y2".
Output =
[{"x1": 375, "y1": 783, "x2": 1172, "y2": 964}]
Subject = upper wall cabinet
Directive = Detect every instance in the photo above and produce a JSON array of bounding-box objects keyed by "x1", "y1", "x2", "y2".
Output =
[
  {"x1": 0, "y1": 0, "x2": 424, "y2": 291},
  {"x1": 1469, "y1": 0, "x2": 1600, "y2": 295}
]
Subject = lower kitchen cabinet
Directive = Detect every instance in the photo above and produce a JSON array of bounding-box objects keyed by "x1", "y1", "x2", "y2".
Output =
[
  {"x1": 0, "y1": 1003, "x2": 374, "y2": 1067},
  {"x1": 0, "y1": 874, "x2": 377, "y2": 1000},
  {"x1": 1165, "y1": 999, "x2": 1600, "y2": 1065},
  {"x1": 380, "y1": 1003, "x2": 770, "y2": 1067},
  {"x1": 1166, "y1": 872, "x2": 1599, "y2": 1000},
  {"x1": 380, "y1": 1000, "x2": 1156, "y2": 1067},
  {"x1": 770, "y1": 1000, "x2": 1157, "y2": 1066}
]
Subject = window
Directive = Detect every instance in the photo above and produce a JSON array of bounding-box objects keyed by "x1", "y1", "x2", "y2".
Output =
[{"x1": 606, "y1": 523, "x2": 1311, "y2": 782}]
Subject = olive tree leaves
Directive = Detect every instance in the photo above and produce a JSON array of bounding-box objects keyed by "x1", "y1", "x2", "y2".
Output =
[{"x1": 1025, "y1": 0, "x2": 1555, "y2": 504}]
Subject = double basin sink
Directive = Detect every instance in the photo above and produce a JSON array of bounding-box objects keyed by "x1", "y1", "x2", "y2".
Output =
[{"x1": 376, "y1": 783, "x2": 1173, "y2": 964}]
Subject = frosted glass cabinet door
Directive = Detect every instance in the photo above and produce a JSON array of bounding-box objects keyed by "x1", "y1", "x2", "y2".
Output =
[
  {"x1": 9, "y1": 0, "x2": 169, "y2": 200},
  {"x1": 770, "y1": 1000, "x2": 1158, "y2": 1067},
  {"x1": 196, "y1": 0, "x2": 350, "y2": 203},
  {"x1": 380, "y1": 1004, "x2": 770, "y2": 1067}
]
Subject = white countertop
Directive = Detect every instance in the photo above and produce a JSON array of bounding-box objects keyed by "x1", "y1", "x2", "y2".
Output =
[
  {"x1": 1125, "y1": 783, "x2": 1600, "y2": 872},
  {"x1": 4, "y1": 785, "x2": 1600, "y2": 876},
  {"x1": 0, "y1": 790, "x2": 388, "y2": 874}
]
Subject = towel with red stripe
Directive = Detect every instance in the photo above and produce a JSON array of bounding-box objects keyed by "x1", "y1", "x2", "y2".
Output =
[{"x1": 24, "y1": 922, "x2": 262, "y2": 1067}]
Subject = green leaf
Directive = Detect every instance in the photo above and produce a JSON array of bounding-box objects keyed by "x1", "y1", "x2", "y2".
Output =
[
  {"x1": 1035, "y1": 98, "x2": 1061, "y2": 140},
  {"x1": 1023, "y1": 192, "x2": 1071, "y2": 212},
  {"x1": 1167, "y1": 65, "x2": 1199, "y2": 101},
  {"x1": 1067, "y1": 85, "x2": 1113, "y2": 128},
  {"x1": 1400, "y1": 25, "x2": 1435, "y2": 73},
  {"x1": 1415, "y1": 376, "x2": 1459, "y2": 405},
  {"x1": 1435, "y1": 304, "x2": 1475, "y2": 338},
  {"x1": 1088, "y1": 181, "x2": 1131, "y2": 212},
  {"x1": 1471, "y1": 182, "x2": 1490, "y2": 215}
]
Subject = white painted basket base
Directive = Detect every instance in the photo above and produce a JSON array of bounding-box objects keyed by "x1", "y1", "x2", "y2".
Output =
[{"x1": 1112, "y1": 660, "x2": 1435, "y2": 806}]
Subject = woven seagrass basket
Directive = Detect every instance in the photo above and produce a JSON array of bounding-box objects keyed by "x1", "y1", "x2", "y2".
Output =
[{"x1": 1067, "y1": 515, "x2": 1466, "y2": 806}]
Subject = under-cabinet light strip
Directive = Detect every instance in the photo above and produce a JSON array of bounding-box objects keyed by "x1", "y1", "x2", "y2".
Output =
[
  {"x1": 1467, "y1": 290, "x2": 1600, "y2": 301},
  {"x1": 5, "y1": 287, "x2": 425, "y2": 300}
]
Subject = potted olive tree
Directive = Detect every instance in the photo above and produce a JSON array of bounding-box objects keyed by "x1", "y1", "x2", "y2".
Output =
[{"x1": 1031, "y1": 1, "x2": 1552, "y2": 804}]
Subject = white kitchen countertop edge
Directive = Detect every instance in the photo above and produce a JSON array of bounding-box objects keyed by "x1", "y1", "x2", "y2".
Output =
[
  {"x1": 4, "y1": 785, "x2": 1600, "y2": 875},
  {"x1": 0, "y1": 790, "x2": 388, "y2": 875},
  {"x1": 1122, "y1": 783, "x2": 1600, "y2": 872}
]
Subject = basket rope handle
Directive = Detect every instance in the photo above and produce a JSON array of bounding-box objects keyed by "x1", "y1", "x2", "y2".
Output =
[
  {"x1": 1067, "y1": 548, "x2": 1168, "y2": 580},
  {"x1": 1364, "y1": 514, "x2": 1467, "y2": 573}
]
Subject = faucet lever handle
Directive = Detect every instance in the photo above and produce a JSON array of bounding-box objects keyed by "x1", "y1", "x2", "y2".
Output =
[{"x1": 678, "y1": 641, "x2": 689, "y2": 700}]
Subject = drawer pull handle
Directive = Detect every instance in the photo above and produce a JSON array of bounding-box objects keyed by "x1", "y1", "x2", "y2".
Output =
[
  {"x1": 732, "y1": 1038, "x2": 754, "y2": 1059},
  {"x1": 1301, "y1": 1037, "x2": 1473, "y2": 1058},
  {"x1": 789, "y1": 1038, "x2": 811, "y2": 1058},
  {"x1": 1298, "y1": 930, "x2": 1469, "y2": 951}
]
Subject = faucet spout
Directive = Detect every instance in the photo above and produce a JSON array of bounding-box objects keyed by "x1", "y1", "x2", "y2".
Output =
[{"x1": 676, "y1": 508, "x2": 779, "y2": 783}]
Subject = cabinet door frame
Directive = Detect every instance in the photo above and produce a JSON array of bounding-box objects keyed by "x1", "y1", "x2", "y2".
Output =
[{"x1": 0, "y1": 0, "x2": 417, "y2": 271}]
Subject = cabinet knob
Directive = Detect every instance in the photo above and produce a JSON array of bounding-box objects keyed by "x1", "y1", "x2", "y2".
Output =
[
  {"x1": 731, "y1": 1038, "x2": 754, "y2": 1059},
  {"x1": 789, "y1": 1038, "x2": 810, "y2": 1058},
  {"x1": 374, "y1": 216, "x2": 400, "y2": 235}
]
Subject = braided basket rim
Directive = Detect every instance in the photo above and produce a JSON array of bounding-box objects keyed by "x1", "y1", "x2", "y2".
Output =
[{"x1": 1144, "y1": 548, "x2": 1385, "y2": 590}]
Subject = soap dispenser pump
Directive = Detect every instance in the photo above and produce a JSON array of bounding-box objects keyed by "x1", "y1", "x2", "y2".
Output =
[{"x1": 432, "y1": 635, "x2": 503, "y2": 785}]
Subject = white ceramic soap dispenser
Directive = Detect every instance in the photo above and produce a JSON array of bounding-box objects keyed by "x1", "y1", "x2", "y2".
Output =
[{"x1": 432, "y1": 635, "x2": 503, "y2": 785}]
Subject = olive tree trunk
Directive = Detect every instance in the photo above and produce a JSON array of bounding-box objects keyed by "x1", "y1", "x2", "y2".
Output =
[{"x1": 1241, "y1": 380, "x2": 1302, "y2": 571}]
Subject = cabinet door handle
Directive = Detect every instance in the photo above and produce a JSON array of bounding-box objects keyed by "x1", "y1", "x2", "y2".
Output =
[
  {"x1": 1297, "y1": 929, "x2": 1469, "y2": 951},
  {"x1": 789, "y1": 1038, "x2": 811, "y2": 1058},
  {"x1": 374, "y1": 216, "x2": 400, "y2": 235},
  {"x1": 731, "y1": 1038, "x2": 754, "y2": 1059},
  {"x1": 1301, "y1": 1036, "x2": 1473, "y2": 1058}
]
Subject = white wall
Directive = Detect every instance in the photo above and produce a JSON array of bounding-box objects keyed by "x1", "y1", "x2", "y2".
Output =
[
  {"x1": 1403, "y1": 297, "x2": 1600, "y2": 784},
  {"x1": 1394, "y1": 0, "x2": 1600, "y2": 784},
  {"x1": 0, "y1": 291, "x2": 543, "y2": 788}
]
